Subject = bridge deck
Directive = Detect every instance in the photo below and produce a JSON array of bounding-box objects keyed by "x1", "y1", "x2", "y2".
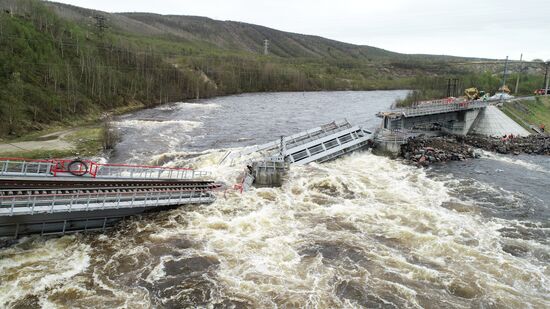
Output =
[
  {"x1": 378, "y1": 99, "x2": 490, "y2": 119},
  {"x1": 0, "y1": 158, "x2": 221, "y2": 238},
  {"x1": 283, "y1": 125, "x2": 373, "y2": 165},
  {"x1": 1, "y1": 189, "x2": 215, "y2": 216}
]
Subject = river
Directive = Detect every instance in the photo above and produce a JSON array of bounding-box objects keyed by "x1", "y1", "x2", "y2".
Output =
[{"x1": 0, "y1": 91, "x2": 548, "y2": 308}]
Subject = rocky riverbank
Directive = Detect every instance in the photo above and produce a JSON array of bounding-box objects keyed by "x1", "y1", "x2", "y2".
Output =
[
  {"x1": 461, "y1": 135, "x2": 550, "y2": 155},
  {"x1": 400, "y1": 134, "x2": 549, "y2": 167}
]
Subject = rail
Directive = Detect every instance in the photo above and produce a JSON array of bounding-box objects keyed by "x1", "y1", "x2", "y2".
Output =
[{"x1": 0, "y1": 158, "x2": 211, "y2": 180}]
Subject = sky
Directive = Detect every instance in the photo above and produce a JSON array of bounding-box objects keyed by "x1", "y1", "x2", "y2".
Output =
[{"x1": 51, "y1": 0, "x2": 550, "y2": 60}]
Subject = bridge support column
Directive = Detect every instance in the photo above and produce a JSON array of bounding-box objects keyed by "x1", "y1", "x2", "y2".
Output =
[{"x1": 453, "y1": 109, "x2": 481, "y2": 135}]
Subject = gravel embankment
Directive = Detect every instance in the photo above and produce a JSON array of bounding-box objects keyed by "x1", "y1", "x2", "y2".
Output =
[{"x1": 400, "y1": 135, "x2": 549, "y2": 166}]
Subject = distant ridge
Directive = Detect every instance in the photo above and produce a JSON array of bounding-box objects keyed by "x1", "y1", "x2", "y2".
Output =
[{"x1": 44, "y1": 1, "x2": 475, "y2": 62}]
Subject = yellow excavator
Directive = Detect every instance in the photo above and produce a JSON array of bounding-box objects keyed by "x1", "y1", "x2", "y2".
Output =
[
  {"x1": 464, "y1": 87, "x2": 490, "y2": 101},
  {"x1": 498, "y1": 85, "x2": 511, "y2": 93},
  {"x1": 464, "y1": 87, "x2": 480, "y2": 100}
]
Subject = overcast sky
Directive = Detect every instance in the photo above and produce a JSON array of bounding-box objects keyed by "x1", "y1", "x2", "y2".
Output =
[{"x1": 52, "y1": 0, "x2": 549, "y2": 60}]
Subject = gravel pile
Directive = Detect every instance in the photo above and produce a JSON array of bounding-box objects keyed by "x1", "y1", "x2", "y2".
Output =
[
  {"x1": 461, "y1": 135, "x2": 550, "y2": 155},
  {"x1": 400, "y1": 136, "x2": 478, "y2": 166}
]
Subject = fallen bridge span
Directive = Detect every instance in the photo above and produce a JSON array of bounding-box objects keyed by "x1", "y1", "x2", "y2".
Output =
[{"x1": 0, "y1": 158, "x2": 221, "y2": 238}]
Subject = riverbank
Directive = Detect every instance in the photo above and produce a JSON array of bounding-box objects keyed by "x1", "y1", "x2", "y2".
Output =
[
  {"x1": 400, "y1": 134, "x2": 549, "y2": 166},
  {"x1": 0, "y1": 101, "x2": 142, "y2": 159}
]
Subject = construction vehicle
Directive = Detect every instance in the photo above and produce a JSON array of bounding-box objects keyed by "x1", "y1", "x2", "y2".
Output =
[
  {"x1": 498, "y1": 85, "x2": 511, "y2": 93},
  {"x1": 464, "y1": 87, "x2": 480, "y2": 100}
]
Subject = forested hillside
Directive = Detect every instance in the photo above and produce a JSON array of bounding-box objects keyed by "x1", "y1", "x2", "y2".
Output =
[
  {"x1": 0, "y1": 0, "x2": 215, "y2": 136},
  {"x1": 0, "y1": 0, "x2": 545, "y2": 137}
]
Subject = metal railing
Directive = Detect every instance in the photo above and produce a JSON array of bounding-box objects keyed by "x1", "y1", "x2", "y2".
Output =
[
  {"x1": 401, "y1": 101, "x2": 490, "y2": 117},
  {"x1": 234, "y1": 119, "x2": 354, "y2": 158},
  {"x1": 0, "y1": 158, "x2": 210, "y2": 180},
  {"x1": 93, "y1": 164, "x2": 211, "y2": 180},
  {"x1": 375, "y1": 129, "x2": 410, "y2": 144},
  {"x1": 400, "y1": 100, "x2": 489, "y2": 117},
  {"x1": 283, "y1": 120, "x2": 352, "y2": 150},
  {"x1": 0, "y1": 188, "x2": 216, "y2": 216},
  {"x1": 0, "y1": 158, "x2": 54, "y2": 177}
]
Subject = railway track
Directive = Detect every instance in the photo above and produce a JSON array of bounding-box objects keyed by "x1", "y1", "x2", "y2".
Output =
[
  {"x1": 0, "y1": 179, "x2": 222, "y2": 196},
  {"x1": 0, "y1": 158, "x2": 222, "y2": 238}
]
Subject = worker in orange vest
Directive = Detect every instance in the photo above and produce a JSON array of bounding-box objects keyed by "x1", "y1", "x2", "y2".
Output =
[{"x1": 540, "y1": 123, "x2": 545, "y2": 132}]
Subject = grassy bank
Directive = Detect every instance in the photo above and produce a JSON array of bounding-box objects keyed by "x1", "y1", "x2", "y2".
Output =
[
  {"x1": 501, "y1": 96, "x2": 550, "y2": 131},
  {"x1": 0, "y1": 125, "x2": 105, "y2": 159}
]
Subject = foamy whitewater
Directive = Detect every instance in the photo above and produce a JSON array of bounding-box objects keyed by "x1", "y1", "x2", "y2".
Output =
[{"x1": 0, "y1": 91, "x2": 548, "y2": 308}]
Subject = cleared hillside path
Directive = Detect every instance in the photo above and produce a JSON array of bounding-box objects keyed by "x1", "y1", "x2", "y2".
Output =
[{"x1": 0, "y1": 130, "x2": 75, "y2": 154}]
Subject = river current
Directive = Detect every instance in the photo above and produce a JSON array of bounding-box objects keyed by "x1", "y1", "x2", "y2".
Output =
[{"x1": 0, "y1": 91, "x2": 548, "y2": 308}]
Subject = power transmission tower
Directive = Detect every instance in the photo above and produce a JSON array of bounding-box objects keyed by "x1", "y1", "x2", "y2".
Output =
[
  {"x1": 263, "y1": 39, "x2": 269, "y2": 55},
  {"x1": 93, "y1": 15, "x2": 108, "y2": 37},
  {"x1": 514, "y1": 53, "x2": 522, "y2": 95}
]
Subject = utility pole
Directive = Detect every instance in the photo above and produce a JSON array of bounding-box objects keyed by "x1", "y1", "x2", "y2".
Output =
[
  {"x1": 501, "y1": 56, "x2": 509, "y2": 91},
  {"x1": 263, "y1": 39, "x2": 269, "y2": 55},
  {"x1": 544, "y1": 61, "x2": 549, "y2": 96},
  {"x1": 514, "y1": 53, "x2": 522, "y2": 95}
]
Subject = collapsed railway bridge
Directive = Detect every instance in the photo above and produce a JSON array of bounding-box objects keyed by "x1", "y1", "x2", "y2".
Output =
[
  {"x1": 0, "y1": 158, "x2": 221, "y2": 238},
  {"x1": 230, "y1": 98, "x2": 535, "y2": 189},
  {"x1": 1, "y1": 97, "x2": 536, "y2": 238}
]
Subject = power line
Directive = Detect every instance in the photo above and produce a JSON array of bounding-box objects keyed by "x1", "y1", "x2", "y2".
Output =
[{"x1": 0, "y1": 30, "x2": 545, "y2": 68}]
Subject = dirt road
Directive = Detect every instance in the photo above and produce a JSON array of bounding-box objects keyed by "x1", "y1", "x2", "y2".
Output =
[{"x1": 0, "y1": 130, "x2": 75, "y2": 154}]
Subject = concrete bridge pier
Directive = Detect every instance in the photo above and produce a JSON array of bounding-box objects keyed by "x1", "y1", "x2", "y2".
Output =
[
  {"x1": 445, "y1": 109, "x2": 481, "y2": 135},
  {"x1": 385, "y1": 108, "x2": 481, "y2": 135}
]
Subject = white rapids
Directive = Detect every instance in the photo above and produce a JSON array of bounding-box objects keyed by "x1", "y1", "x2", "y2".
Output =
[{"x1": 0, "y1": 150, "x2": 548, "y2": 308}]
